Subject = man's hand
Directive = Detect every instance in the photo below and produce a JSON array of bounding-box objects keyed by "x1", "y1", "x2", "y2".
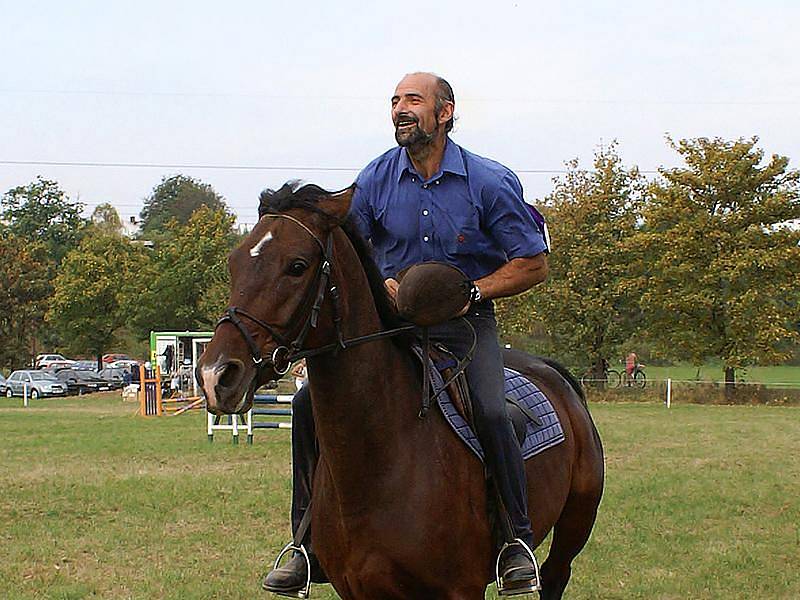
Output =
[{"x1": 384, "y1": 278, "x2": 399, "y2": 301}]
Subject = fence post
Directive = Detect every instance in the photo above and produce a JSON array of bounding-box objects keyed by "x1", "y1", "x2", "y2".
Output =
[
  {"x1": 23, "y1": 383, "x2": 29, "y2": 408},
  {"x1": 666, "y1": 378, "x2": 671, "y2": 408}
]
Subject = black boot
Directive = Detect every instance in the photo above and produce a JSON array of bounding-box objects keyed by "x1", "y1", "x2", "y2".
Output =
[
  {"x1": 262, "y1": 552, "x2": 327, "y2": 596},
  {"x1": 498, "y1": 545, "x2": 540, "y2": 596}
]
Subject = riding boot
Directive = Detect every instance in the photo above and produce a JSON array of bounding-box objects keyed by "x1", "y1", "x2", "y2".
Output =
[
  {"x1": 262, "y1": 384, "x2": 328, "y2": 596},
  {"x1": 262, "y1": 552, "x2": 328, "y2": 595}
]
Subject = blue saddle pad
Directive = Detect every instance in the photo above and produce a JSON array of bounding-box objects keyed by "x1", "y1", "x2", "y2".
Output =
[{"x1": 430, "y1": 365, "x2": 565, "y2": 462}]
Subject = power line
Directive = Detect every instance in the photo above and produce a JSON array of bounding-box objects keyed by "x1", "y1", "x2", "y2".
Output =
[{"x1": 0, "y1": 159, "x2": 660, "y2": 175}]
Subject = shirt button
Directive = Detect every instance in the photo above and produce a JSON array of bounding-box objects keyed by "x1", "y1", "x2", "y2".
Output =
[
  {"x1": 423, "y1": 236, "x2": 430, "y2": 242},
  {"x1": 423, "y1": 184, "x2": 429, "y2": 189},
  {"x1": 422, "y1": 209, "x2": 429, "y2": 216},
  {"x1": 412, "y1": 178, "x2": 416, "y2": 183},
  {"x1": 435, "y1": 180, "x2": 440, "y2": 185}
]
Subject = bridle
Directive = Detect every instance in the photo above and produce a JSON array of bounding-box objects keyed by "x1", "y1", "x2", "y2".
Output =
[{"x1": 215, "y1": 213, "x2": 414, "y2": 377}]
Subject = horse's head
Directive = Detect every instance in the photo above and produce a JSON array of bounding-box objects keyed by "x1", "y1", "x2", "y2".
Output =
[{"x1": 196, "y1": 183, "x2": 353, "y2": 414}]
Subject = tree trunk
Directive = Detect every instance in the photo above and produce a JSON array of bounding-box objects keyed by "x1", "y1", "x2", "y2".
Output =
[
  {"x1": 724, "y1": 366, "x2": 735, "y2": 399},
  {"x1": 594, "y1": 358, "x2": 607, "y2": 390}
]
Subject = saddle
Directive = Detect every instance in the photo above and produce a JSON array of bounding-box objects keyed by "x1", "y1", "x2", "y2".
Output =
[{"x1": 417, "y1": 342, "x2": 537, "y2": 447}]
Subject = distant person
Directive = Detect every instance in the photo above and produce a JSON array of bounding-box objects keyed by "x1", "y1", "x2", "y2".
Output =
[
  {"x1": 290, "y1": 359, "x2": 307, "y2": 391},
  {"x1": 625, "y1": 351, "x2": 639, "y2": 384},
  {"x1": 162, "y1": 345, "x2": 175, "y2": 374}
]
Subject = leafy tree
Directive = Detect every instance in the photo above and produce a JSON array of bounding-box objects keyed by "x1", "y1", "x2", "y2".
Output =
[
  {"x1": 91, "y1": 202, "x2": 122, "y2": 236},
  {"x1": 497, "y1": 143, "x2": 645, "y2": 380},
  {"x1": 637, "y1": 136, "x2": 800, "y2": 386},
  {"x1": 1, "y1": 177, "x2": 86, "y2": 264},
  {"x1": 0, "y1": 232, "x2": 51, "y2": 368},
  {"x1": 139, "y1": 175, "x2": 227, "y2": 239},
  {"x1": 47, "y1": 234, "x2": 149, "y2": 366},
  {"x1": 125, "y1": 206, "x2": 237, "y2": 336}
]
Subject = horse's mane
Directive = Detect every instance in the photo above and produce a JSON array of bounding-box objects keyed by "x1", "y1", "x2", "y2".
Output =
[{"x1": 258, "y1": 182, "x2": 407, "y2": 334}]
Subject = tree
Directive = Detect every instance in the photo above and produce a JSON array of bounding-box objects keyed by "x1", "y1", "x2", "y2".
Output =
[
  {"x1": 139, "y1": 175, "x2": 227, "y2": 239},
  {"x1": 125, "y1": 206, "x2": 237, "y2": 336},
  {"x1": 1, "y1": 177, "x2": 86, "y2": 264},
  {"x1": 0, "y1": 232, "x2": 51, "y2": 368},
  {"x1": 497, "y1": 143, "x2": 645, "y2": 380},
  {"x1": 637, "y1": 136, "x2": 800, "y2": 386},
  {"x1": 91, "y1": 203, "x2": 122, "y2": 235},
  {"x1": 47, "y1": 234, "x2": 148, "y2": 366}
]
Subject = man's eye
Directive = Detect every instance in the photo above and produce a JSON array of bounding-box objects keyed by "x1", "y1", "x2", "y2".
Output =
[{"x1": 288, "y1": 260, "x2": 309, "y2": 276}]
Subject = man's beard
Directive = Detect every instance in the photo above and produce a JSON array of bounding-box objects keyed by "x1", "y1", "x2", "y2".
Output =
[{"x1": 395, "y1": 120, "x2": 437, "y2": 149}]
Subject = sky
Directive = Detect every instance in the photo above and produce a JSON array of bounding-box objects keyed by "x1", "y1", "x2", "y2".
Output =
[{"x1": 2, "y1": 0, "x2": 799, "y2": 229}]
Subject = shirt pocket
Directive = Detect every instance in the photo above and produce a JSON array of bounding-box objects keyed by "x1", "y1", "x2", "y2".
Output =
[{"x1": 443, "y1": 206, "x2": 482, "y2": 256}]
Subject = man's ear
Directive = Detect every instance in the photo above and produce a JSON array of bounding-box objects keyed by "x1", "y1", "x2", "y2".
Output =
[
  {"x1": 317, "y1": 184, "x2": 355, "y2": 224},
  {"x1": 437, "y1": 101, "x2": 454, "y2": 127}
]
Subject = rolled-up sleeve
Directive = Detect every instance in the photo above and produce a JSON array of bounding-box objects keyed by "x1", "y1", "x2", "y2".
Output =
[
  {"x1": 349, "y1": 171, "x2": 374, "y2": 242},
  {"x1": 483, "y1": 172, "x2": 547, "y2": 259}
]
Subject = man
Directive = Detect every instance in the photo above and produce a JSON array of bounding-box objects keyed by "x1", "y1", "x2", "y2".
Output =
[{"x1": 264, "y1": 72, "x2": 549, "y2": 596}]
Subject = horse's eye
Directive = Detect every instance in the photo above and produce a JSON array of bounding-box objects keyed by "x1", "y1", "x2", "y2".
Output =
[{"x1": 288, "y1": 260, "x2": 309, "y2": 276}]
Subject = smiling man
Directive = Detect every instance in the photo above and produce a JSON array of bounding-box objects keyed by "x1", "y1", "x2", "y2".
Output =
[{"x1": 263, "y1": 72, "x2": 549, "y2": 597}]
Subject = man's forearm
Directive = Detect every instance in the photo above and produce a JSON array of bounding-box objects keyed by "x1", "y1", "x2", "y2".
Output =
[{"x1": 474, "y1": 253, "x2": 548, "y2": 301}]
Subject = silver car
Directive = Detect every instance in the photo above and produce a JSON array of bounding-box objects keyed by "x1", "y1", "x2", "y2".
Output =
[{"x1": 5, "y1": 370, "x2": 67, "y2": 399}]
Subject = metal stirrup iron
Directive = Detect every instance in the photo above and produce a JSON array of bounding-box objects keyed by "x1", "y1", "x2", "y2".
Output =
[
  {"x1": 495, "y1": 538, "x2": 541, "y2": 596},
  {"x1": 270, "y1": 542, "x2": 312, "y2": 599}
]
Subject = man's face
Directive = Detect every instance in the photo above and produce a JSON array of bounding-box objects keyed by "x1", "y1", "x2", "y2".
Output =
[{"x1": 391, "y1": 74, "x2": 442, "y2": 148}]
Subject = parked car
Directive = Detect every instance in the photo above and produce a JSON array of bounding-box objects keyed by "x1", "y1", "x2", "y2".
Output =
[
  {"x1": 73, "y1": 360, "x2": 99, "y2": 371},
  {"x1": 108, "y1": 359, "x2": 140, "y2": 370},
  {"x1": 0, "y1": 373, "x2": 7, "y2": 395},
  {"x1": 5, "y1": 370, "x2": 67, "y2": 398},
  {"x1": 97, "y1": 367, "x2": 128, "y2": 389},
  {"x1": 52, "y1": 368, "x2": 111, "y2": 395},
  {"x1": 102, "y1": 353, "x2": 131, "y2": 364},
  {"x1": 35, "y1": 353, "x2": 76, "y2": 370}
]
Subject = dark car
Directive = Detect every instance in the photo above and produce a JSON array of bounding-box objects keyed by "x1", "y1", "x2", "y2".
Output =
[
  {"x1": 52, "y1": 368, "x2": 111, "y2": 395},
  {"x1": 97, "y1": 367, "x2": 127, "y2": 390},
  {"x1": 5, "y1": 370, "x2": 67, "y2": 398}
]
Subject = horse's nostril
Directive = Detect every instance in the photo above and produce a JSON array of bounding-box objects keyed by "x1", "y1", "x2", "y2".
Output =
[{"x1": 218, "y1": 362, "x2": 243, "y2": 389}]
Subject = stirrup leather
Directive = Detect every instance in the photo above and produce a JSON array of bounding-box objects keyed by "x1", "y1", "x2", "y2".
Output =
[
  {"x1": 269, "y1": 542, "x2": 312, "y2": 599},
  {"x1": 495, "y1": 538, "x2": 541, "y2": 596}
]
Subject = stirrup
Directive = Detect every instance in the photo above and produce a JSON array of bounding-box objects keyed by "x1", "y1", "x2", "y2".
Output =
[
  {"x1": 269, "y1": 542, "x2": 312, "y2": 599},
  {"x1": 495, "y1": 538, "x2": 541, "y2": 596}
]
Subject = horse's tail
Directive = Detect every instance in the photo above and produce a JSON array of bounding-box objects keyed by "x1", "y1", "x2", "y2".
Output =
[{"x1": 535, "y1": 356, "x2": 586, "y2": 407}]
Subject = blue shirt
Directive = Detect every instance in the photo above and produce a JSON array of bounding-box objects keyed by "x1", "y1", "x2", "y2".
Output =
[{"x1": 350, "y1": 138, "x2": 548, "y2": 281}]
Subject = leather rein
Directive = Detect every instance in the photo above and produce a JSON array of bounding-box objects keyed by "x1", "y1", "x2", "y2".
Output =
[{"x1": 215, "y1": 213, "x2": 415, "y2": 377}]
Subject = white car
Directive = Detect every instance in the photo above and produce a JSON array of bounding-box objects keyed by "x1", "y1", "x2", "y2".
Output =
[{"x1": 35, "y1": 353, "x2": 76, "y2": 370}]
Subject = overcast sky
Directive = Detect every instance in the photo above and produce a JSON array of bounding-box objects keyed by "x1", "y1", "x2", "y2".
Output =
[{"x1": 2, "y1": 1, "x2": 798, "y2": 228}]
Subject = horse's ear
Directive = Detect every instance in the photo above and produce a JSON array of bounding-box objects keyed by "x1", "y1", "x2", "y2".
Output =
[{"x1": 317, "y1": 184, "x2": 355, "y2": 224}]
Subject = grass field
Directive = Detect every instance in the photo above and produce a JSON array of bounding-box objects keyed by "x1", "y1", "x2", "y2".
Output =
[{"x1": 1, "y1": 393, "x2": 798, "y2": 599}]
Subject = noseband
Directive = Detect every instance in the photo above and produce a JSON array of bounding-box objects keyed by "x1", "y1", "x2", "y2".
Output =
[{"x1": 215, "y1": 213, "x2": 345, "y2": 375}]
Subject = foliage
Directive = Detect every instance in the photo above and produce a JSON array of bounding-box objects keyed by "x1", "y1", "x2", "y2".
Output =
[
  {"x1": 636, "y1": 136, "x2": 800, "y2": 382},
  {"x1": 90, "y1": 202, "x2": 122, "y2": 235},
  {"x1": 125, "y1": 206, "x2": 237, "y2": 336},
  {"x1": 1, "y1": 177, "x2": 86, "y2": 264},
  {"x1": 47, "y1": 234, "x2": 149, "y2": 362},
  {"x1": 498, "y1": 143, "x2": 645, "y2": 372},
  {"x1": 0, "y1": 232, "x2": 51, "y2": 368},
  {"x1": 139, "y1": 175, "x2": 228, "y2": 239}
]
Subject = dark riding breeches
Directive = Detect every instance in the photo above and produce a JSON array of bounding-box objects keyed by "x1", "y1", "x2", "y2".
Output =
[{"x1": 290, "y1": 302, "x2": 534, "y2": 551}]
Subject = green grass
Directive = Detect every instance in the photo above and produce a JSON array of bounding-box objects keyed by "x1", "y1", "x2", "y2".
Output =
[{"x1": 1, "y1": 394, "x2": 798, "y2": 599}]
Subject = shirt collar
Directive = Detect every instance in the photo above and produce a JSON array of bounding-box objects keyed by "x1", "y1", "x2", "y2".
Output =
[{"x1": 396, "y1": 137, "x2": 467, "y2": 182}]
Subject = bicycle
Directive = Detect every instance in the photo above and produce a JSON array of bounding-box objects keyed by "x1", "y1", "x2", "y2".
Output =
[
  {"x1": 623, "y1": 365, "x2": 647, "y2": 389},
  {"x1": 580, "y1": 365, "x2": 622, "y2": 388}
]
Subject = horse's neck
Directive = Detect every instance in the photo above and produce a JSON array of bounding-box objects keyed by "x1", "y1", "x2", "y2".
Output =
[{"x1": 305, "y1": 236, "x2": 421, "y2": 495}]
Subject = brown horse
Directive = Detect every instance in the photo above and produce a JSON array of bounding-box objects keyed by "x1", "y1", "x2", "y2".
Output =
[{"x1": 196, "y1": 183, "x2": 604, "y2": 600}]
